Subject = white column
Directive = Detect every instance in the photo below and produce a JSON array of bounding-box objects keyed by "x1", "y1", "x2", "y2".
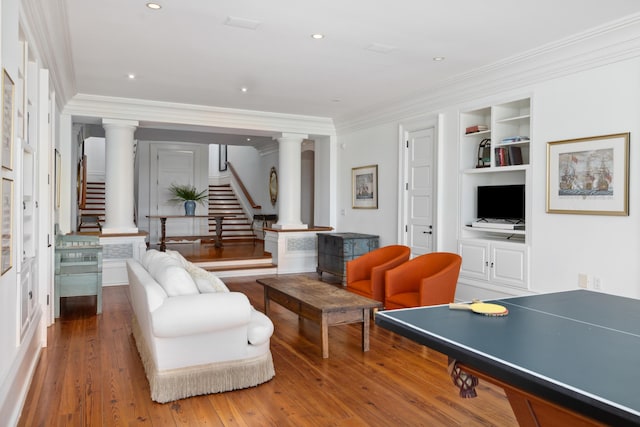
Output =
[
  {"x1": 101, "y1": 119, "x2": 138, "y2": 234},
  {"x1": 274, "y1": 133, "x2": 308, "y2": 230}
]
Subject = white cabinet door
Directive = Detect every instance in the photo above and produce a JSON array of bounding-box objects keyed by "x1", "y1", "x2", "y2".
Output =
[
  {"x1": 458, "y1": 240, "x2": 490, "y2": 281},
  {"x1": 459, "y1": 239, "x2": 528, "y2": 290},
  {"x1": 490, "y1": 242, "x2": 528, "y2": 289}
]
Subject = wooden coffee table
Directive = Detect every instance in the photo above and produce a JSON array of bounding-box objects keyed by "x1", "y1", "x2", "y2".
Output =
[{"x1": 257, "y1": 275, "x2": 383, "y2": 358}]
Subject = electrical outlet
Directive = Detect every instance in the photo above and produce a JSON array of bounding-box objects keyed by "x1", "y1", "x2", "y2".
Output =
[
  {"x1": 593, "y1": 277, "x2": 601, "y2": 290},
  {"x1": 578, "y1": 273, "x2": 588, "y2": 289}
]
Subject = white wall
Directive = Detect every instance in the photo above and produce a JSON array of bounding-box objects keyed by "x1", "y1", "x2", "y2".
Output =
[
  {"x1": 530, "y1": 59, "x2": 640, "y2": 298},
  {"x1": 84, "y1": 137, "x2": 105, "y2": 181},
  {"x1": 336, "y1": 123, "x2": 400, "y2": 245},
  {"x1": 335, "y1": 57, "x2": 640, "y2": 299}
]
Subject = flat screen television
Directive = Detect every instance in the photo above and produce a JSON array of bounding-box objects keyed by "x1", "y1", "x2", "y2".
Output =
[{"x1": 476, "y1": 184, "x2": 525, "y2": 221}]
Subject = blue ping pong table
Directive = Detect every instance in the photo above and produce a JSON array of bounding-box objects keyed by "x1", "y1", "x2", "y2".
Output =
[{"x1": 375, "y1": 289, "x2": 640, "y2": 426}]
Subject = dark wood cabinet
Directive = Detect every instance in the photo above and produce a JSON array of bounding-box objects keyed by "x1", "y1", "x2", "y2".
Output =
[{"x1": 316, "y1": 233, "x2": 379, "y2": 282}]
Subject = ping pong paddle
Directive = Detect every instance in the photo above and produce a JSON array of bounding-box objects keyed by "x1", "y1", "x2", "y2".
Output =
[{"x1": 448, "y1": 302, "x2": 509, "y2": 316}]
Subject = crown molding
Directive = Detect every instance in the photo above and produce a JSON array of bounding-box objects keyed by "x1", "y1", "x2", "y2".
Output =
[
  {"x1": 21, "y1": 0, "x2": 76, "y2": 110},
  {"x1": 335, "y1": 13, "x2": 640, "y2": 133},
  {"x1": 257, "y1": 140, "x2": 279, "y2": 156},
  {"x1": 64, "y1": 94, "x2": 337, "y2": 138}
]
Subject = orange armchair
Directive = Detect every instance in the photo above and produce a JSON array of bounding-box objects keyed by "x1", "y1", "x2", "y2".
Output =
[
  {"x1": 346, "y1": 245, "x2": 411, "y2": 304},
  {"x1": 384, "y1": 252, "x2": 462, "y2": 310}
]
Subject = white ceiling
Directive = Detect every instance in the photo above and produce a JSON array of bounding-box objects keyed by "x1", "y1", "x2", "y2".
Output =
[{"x1": 60, "y1": 0, "x2": 640, "y2": 126}]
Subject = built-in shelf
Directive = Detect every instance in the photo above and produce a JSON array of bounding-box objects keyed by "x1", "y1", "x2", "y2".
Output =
[{"x1": 458, "y1": 96, "x2": 532, "y2": 292}]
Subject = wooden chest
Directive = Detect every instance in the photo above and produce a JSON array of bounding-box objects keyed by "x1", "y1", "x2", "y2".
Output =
[{"x1": 316, "y1": 233, "x2": 379, "y2": 282}]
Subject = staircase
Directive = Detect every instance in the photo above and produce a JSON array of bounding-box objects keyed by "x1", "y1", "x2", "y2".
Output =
[
  {"x1": 78, "y1": 181, "x2": 105, "y2": 232},
  {"x1": 208, "y1": 184, "x2": 257, "y2": 244}
]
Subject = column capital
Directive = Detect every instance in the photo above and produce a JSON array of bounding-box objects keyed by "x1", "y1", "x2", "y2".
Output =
[
  {"x1": 276, "y1": 133, "x2": 308, "y2": 142},
  {"x1": 102, "y1": 118, "x2": 139, "y2": 129}
]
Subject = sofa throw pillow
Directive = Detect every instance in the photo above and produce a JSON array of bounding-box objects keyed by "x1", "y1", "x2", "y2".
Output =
[
  {"x1": 165, "y1": 249, "x2": 189, "y2": 267},
  {"x1": 141, "y1": 249, "x2": 165, "y2": 270},
  {"x1": 154, "y1": 264, "x2": 200, "y2": 297},
  {"x1": 184, "y1": 262, "x2": 229, "y2": 293}
]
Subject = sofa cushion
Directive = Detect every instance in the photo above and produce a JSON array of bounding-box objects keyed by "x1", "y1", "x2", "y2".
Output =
[
  {"x1": 154, "y1": 264, "x2": 200, "y2": 297},
  {"x1": 184, "y1": 262, "x2": 229, "y2": 293}
]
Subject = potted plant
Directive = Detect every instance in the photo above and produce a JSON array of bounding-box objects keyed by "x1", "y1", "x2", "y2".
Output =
[{"x1": 168, "y1": 183, "x2": 208, "y2": 216}]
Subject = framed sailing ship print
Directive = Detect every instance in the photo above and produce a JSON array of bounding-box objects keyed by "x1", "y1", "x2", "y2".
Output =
[
  {"x1": 546, "y1": 133, "x2": 629, "y2": 215},
  {"x1": 352, "y1": 164, "x2": 378, "y2": 209}
]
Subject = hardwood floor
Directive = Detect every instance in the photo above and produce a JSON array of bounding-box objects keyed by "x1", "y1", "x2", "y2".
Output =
[{"x1": 18, "y1": 273, "x2": 517, "y2": 426}]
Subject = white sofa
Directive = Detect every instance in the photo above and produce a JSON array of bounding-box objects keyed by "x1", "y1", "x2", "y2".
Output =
[{"x1": 126, "y1": 249, "x2": 275, "y2": 403}]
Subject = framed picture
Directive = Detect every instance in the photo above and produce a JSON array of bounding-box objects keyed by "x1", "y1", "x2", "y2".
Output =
[
  {"x1": 1, "y1": 178, "x2": 12, "y2": 274},
  {"x1": 352, "y1": 164, "x2": 378, "y2": 209},
  {"x1": 546, "y1": 133, "x2": 629, "y2": 215},
  {"x1": 2, "y1": 69, "x2": 14, "y2": 171},
  {"x1": 219, "y1": 144, "x2": 227, "y2": 171}
]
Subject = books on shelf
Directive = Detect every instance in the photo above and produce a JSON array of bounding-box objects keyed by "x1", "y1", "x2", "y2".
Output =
[
  {"x1": 500, "y1": 136, "x2": 529, "y2": 144},
  {"x1": 494, "y1": 146, "x2": 524, "y2": 166},
  {"x1": 508, "y1": 146, "x2": 523, "y2": 165},
  {"x1": 495, "y1": 147, "x2": 508, "y2": 166},
  {"x1": 465, "y1": 125, "x2": 488, "y2": 134}
]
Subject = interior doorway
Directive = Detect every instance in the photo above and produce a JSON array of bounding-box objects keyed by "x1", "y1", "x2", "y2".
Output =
[{"x1": 399, "y1": 117, "x2": 438, "y2": 257}]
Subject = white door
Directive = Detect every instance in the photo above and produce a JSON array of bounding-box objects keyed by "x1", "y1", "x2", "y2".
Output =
[
  {"x1": 149, "y1": 146, "x2": 201, "y2": 242},
  {"x1": 403, "y1": 126, "x2": 436, "y2": 257}
]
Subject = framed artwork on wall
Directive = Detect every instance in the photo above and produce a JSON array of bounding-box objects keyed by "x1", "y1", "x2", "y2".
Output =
[
  {"x1": 546, "y1": 132, "x2": 629, "y2": 215},
  {"x1": 352, "y1": 164, "x2": 378, "y2": 209},
  {"x1": 219, "y1": 144, "x2": 228, "y2": 171},
  {"x1": 2, "y1": 69, "x2": 14, "y2": 171},
  {"x1": 1, "y1": 178, "x2": 12, "y2": 274}
]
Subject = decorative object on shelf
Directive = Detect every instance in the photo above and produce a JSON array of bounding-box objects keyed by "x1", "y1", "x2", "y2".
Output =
[
  {"x1": 476, "y1": 139, "x2": 491, "y2": 168},
  {"x1": 352, "y1": 164, "x2": 378, "y2": 209},
  {"x1": 547, "y1": 132, "x2": 629, "y2": 216},
  {"x1": 218, "y1": 144, "x2": 227, "y2": 171},
  {"x1": 2, "y1": 69, "x2": 14, "y2": 171},
  {"x1": 1, "y1": 178, "x2": 12, "y2": 274},
  {"x1": 167, "y1": 183, "x2": 207, "y2": 216},
  {"x1": 269, "y1": 166, "x2": 278, "y2": 206}
]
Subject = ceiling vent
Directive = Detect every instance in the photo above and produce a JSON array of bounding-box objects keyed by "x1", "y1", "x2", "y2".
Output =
[
  {"x1": 365, "y1": 43, "x2": 397, "y2": 54},
  {"x1": 225, "y1": 16, "x2": 261, "y2": 30}
]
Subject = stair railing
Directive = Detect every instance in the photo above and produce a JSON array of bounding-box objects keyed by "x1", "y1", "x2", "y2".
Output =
[{"x1": 226, "y1": 162, "x2": 261, "y2": 210}]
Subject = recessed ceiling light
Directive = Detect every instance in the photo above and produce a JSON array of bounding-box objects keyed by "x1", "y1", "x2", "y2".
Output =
[
  {"x1": 146, "y1": 3, "x2": 162, "y2": 10},
  {"x1": 127, "y1": 73, "x2": 136, "y2": 79},
  {"x1": 240, "y1": 87, "x2": 248, "y2": 93},
  {"x1": 433, "y1": 56, "x2": 445, "y2": 61},
  {"x1": 311, "y1": 34, "x2": 324, "y2": 40},
  {"x1": 246, "y1": 138, "x2": 252, "y2": 142}
]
